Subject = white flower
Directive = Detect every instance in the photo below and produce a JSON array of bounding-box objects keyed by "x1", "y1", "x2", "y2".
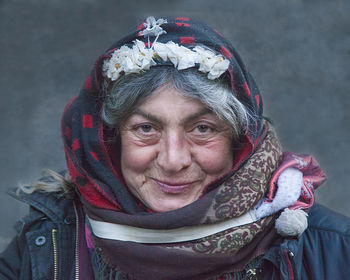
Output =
[
  {"x1": 207, "y1": 58, "x2": 230, "y2": 79},
  {"x1": 153, "y1": 42, "x2": 198, "y2": 70},
  {"x1": 103, "y1": 40, "x2": 158, "y2": 80},
  {"x1": 139, "y1": 16, "x2": 167, "y2": 38},
  {"x1": 164, "y1": 41, "x2": 181, "y2": 67},
  {"x1": 194, "y1": 46, "x2": 230, "y2": 79},
  {"x1": 177, "y1": 45, "x2": 198, "y2": 70},
  {"x1": 103, "y1": 57, "x2": 122, "y2": 81},
  {"x1": 129, "y1": 40, "x2": 156, "y2": 71},
  {"x1": 102, "y1": 40, "x2": 230, "y2": 81},
  {"x1": 193, "y1": 46, "x2": 216, "y2": 60},
  {"x1": 152, "y1": 42, "x2": 169, "y2": 61}
]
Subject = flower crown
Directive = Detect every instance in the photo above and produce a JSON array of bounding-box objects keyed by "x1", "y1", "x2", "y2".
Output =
[{"x1": 102, "y1": 17, "x2": 230, "y2": 82}]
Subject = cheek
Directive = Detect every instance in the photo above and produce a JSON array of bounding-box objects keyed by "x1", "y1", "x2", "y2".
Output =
[
  {"x1": 120, "y1": 135, "x2": 157, "y2": 173},
  {"x1": 193, "y1": 139, "x2": 233, "y2": 174}
]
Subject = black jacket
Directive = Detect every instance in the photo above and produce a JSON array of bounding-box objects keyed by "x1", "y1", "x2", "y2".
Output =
[{"x1": 1, "y1": 188, "x2": 350, "y2": 280}]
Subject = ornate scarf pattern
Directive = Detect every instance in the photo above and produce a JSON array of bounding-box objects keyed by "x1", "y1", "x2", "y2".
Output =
[
  {"x1": 87, "y1": 124, "x2": 283, "y2": 279},
  {"x1": 164, "y1": 125, "x2": 282, "y2": 255}
]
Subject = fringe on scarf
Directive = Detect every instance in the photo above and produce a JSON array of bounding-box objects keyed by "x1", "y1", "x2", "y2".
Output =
[
  {"x1": 91, "y1": 247, "x2": 263, "y2": 280},
  {"x1": 91, "y1": 248, "x2": 128, "y2": 280}
]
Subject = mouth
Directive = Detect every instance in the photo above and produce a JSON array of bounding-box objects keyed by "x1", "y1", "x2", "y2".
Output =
[{"x1": 152, "y1": 179, "x2": 197, "y2": 194}]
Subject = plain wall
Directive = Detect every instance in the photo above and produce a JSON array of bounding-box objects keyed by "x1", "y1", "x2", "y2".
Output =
[{"x1": 1, "y1": 0, "x2": 349, "y2": 251}]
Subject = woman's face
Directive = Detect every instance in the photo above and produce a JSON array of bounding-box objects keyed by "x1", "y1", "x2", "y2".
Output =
[{"x1": 120, "y1": 85, "x2": 234, "y2": 212}]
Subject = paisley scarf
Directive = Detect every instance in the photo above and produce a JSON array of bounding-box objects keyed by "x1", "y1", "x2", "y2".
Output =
[
  {"x1": 61, "y1": 17, "x2": 326, "y2": 279},
  {"x1": 84, "y1": 124, "x2": 282, "y2": 280}
]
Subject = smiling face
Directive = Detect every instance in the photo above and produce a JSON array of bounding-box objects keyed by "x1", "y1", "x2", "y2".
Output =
[{"x1": 120, "y1": 85, "x2": 234, "y2": 212}]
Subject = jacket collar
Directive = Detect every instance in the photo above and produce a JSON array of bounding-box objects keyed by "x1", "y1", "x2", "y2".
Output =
[{"x1": 7, "y1": 187, "x2": 76, "y2": 224}]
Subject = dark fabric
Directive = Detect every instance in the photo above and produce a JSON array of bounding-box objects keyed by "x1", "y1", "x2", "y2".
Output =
[
  {"x1": 75, "y1": 198, "x2": 95, "y2": 280},
  {"x1": 296, "y1": 204, "x2": 350, "y2": 279},
  {"x1": 260, "y1": 204, "x2": 350, "y2": 280},
  {"x1": 92, "y1": 221, "x2": 278, "y2": 280},
  {"x1": 0, "y1": 188, "x2": 77, "y2": 280},
  {"x1": 2, "y1": 189, "x2": 350, "y2": 280}
]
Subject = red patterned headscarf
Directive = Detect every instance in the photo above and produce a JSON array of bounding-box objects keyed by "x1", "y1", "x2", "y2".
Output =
[{"x1": 62, "y1": 16, "x2": 264, "y2": 213}]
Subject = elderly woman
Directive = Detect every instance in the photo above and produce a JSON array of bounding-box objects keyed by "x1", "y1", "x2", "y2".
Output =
[{"x1": 1, "y1": 16, "x2": 350, "y2": 280}]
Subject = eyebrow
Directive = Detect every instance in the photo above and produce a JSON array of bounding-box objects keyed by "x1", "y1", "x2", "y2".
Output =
[{"x1": 132, "y1": 108, "x2": 214, "y2": 126}]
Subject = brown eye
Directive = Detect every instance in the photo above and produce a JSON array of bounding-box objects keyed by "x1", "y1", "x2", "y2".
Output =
[
  {"x1": 139, "y1": 124, "x2": 153, "y2": 133},
  {"x1": 195, "y1": 124, "x2": 212, "y2": 133},
  {"x1": 134, "y1": 124, "x2": 160, "y2": 140}
]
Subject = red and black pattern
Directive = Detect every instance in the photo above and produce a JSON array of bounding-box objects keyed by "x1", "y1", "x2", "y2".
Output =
[
  {"x1": 62, "y1": 17, "x2": 264, "y2": 213},
  {"x1": 59, "y1": 17, "x2": 328, "y2": 279}
]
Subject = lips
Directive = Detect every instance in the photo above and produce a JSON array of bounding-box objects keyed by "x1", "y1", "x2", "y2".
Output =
[{"x1": 153, "y1": 179, "x2": 196, "y2": 194}]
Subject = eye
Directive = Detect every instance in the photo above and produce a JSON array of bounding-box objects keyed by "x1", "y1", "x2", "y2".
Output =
[
  {"x1": 134, "y1": 123, "x2": 160, "y2": 140},
  {"x1": 194, "y1": 124, "x2": 213, "y2": 134},
  {"x1": 137, "y1": 124, "x2": 153, "y2": 133}
]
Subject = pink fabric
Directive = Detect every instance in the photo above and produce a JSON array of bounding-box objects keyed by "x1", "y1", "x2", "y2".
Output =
[
  {"x1": 85, "y1": 223, "x2": 94, "y2": 249},
  {"x1": 267, "y1": 152, "x2": 327, "y2": 211}
]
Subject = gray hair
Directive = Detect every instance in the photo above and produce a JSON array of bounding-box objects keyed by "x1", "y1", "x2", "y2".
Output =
[
  {"x1": 19, "y1": 68, "x2": 255, "y2": 195},
  {"x1": 102, "y1": 66, "x2": 254, "y2": 139},
  {"x1": 18, "y1": 169, "x2": 74, "y2": 196}
]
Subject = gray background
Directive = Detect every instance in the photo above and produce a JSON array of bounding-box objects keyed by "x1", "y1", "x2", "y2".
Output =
[{"x1": 1, "y1": 0, "x2": 349, "y2": 251}]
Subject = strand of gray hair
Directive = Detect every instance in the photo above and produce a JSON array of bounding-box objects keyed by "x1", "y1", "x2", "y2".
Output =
[{"x1": 102, "y1": 66, "x2": 257, "y2": 139}]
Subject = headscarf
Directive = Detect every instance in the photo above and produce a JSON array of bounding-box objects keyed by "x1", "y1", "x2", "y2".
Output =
[
  {"x1": 63, "y1": 16, "x2": 263, "y2": 213},
  {"x1": 61, "y1": 17, "x2": 326, "y2": 279}
]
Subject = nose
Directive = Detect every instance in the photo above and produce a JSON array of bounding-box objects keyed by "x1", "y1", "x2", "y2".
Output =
[{"x1": 157, "y1": 130, "x2": 192, "y2": 173}]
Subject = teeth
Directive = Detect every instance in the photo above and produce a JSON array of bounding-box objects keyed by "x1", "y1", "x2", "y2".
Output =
[
  {"x1": 158, "y1": 182, "x2": 186, "y2": 188},
  {"x1": 156, "y1": 180, "x2": 192, "y2": 189}
]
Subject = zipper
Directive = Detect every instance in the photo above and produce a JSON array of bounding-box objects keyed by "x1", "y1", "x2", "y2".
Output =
[
  {"x1": 283, "y1": 250, "x2": 295, "y2": 280},
  {"x1": 52, "y1": 229, "x2": 58, "y2": 280},
  {"x1": 73, "y1": 202, "x2": 80, "y2": 280}
]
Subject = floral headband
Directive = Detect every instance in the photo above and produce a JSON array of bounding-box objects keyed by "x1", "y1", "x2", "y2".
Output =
[{"x1": 102, "y1": 17, "x2": 230, "y2": 81}]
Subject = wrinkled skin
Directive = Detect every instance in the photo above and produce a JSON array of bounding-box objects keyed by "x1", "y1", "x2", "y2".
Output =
[{"x1": 120, "y1": 85, "x2": 234, "y2": 212}]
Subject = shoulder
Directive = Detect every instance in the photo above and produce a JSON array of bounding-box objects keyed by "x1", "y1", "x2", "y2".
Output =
[
  {"x1": 7, "y1": 187, "x2": 75, "y2": 227},
  {"x1": 0, "y1": 181, "x2": 77, "y2": 279},
  {"x1": 307, "y1": 203, "x2": 350, "y2": 235},
  {"x1": 7, "y1": 170, "x2": 76, "y2": 226},
  {"x1": 5, "y1": 171, "x2": 77, "y2": 245},
  {"x1": 298, "y1": 203, "x2": 350, "y2": 279}
]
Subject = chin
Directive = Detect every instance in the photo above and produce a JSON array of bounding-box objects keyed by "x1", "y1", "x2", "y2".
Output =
[{"x1": 149, "y1": 199, "x2": 191, "y2": 212}]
